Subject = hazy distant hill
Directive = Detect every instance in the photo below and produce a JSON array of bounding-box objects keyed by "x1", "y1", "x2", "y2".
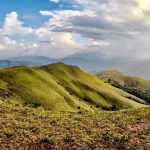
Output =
[
  {"x1": 0, "y1": 56, "x2": 56, "y2": 69},
  {"x1": 62, "y1": 53, "x2": 150, "y2": 80},
  {"x1": 10, "y1": 56, "x2": 56, "y2": 65},
  {"x1": 60, "y1": 52, "x2": 150, "y2": 80},
  {"x1": 1, "y1": 53, "x2": 150, "y2": 80},
  {"x1": 0, "y1": 63, "x2": 146, "y2": 112},
  {"x1": 0, "y1": 60, "x2": 39, "y2": 68},
  {"x1": 94, "y1": 70, "x2": 150, "y2": 104}
]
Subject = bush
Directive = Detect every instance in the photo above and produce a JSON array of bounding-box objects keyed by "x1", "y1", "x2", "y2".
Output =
[
  {"x1": 102, "y1": 104, "x2": 119, "y2": 111},
  {"x1": 39, "y1": 136, "x2": 55, "y2": 145},
  {"x1": 101, "y1": 131, "x2": 130, "y2": 149}
]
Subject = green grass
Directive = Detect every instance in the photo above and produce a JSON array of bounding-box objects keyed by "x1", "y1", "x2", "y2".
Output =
[
  {"x1": 0, "y1": 103, "x2": 149, "y2": 150},
  {"x1": 0, "y1": 63, "x2": 147, "y2": 112}
]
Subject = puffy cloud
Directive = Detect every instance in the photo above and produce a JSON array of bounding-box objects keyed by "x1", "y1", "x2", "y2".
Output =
[
  {"x1": 40, "y1": 9, "x2": 95, "y2": 30},
  {"x1": 0, "y1": 37, "x2": 17, "y2": 51},
  {"x1": 49, "y1": 0, "x2": 60, "y2": 3},
  {"x1": 0, "y1": 11, "x2": 87, "y2": 58},
  {"x1": 2, "y1": 12, "x2": 32, "y2": 36},
  {"x1": 91, "y1": 40, "x2": 110, "y2": 47},
  {"x1": 0, "y1": 44, "x2": 5, "y2": 50},
  {"x1": 67, "y1": 0, "x2": 150, "y2": 39}
]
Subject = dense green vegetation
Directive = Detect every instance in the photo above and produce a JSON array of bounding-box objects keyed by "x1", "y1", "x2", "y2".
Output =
[
  {"x1": 111, "y1": 81, "x2": 150, "y2": 104},
  {"x1": 0, "y1": 103, "x2": 149, "y2": 150},
  {"x1": 0, "y1": 63, "x2": 146, "y2": 112},
  {"x1": 94, "y1": 70, "x2": 150, "y2": 104}
]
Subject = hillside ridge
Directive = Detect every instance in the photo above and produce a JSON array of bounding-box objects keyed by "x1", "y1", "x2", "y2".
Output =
[{"x1": 0, "y1": 63, "x2": 147, "y2": 112}]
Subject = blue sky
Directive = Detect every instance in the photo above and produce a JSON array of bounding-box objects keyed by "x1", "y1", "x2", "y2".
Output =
[
  {"x1": 0, "y1": 0, "x2": 150, "y2": 61},
  {"x1": 0, "y1": 0, "x2": 77, "y2": 27}
]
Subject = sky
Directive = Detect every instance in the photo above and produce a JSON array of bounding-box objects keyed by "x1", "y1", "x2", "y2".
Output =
[{"x1": 0, "y1": 0, "x2": 150, "y2": 61}]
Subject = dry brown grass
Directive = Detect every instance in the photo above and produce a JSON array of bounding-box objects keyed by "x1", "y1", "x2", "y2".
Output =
[{"x1": 0, "y1": 103, "x2": 149, "y2": 150}]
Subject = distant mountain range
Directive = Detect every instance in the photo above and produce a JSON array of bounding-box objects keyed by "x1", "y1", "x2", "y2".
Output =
[
  {"x1": 0, "y1": 56, "x2": 56, "y2": 69},
  {"x1": 10, "y1": 56, "x2": 56, "y2": 65},
  {"x1": 1, "y1": 52, "x2": 150, "y2": 80},
  {"x1": 0, "y1": 60, "x2": 39, "y2": 69}
]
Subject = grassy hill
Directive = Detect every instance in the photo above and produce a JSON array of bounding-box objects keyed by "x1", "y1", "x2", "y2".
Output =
[
  {"x1": 0, "y1": 63, "x2": 147, "y2": 112},
  {"x1": 94, "y1": 70, "x2": 150, "y2": 104}
]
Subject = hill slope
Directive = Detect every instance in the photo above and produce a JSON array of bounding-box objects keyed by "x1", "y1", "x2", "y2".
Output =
[
  {"x1": 0, "y1": 63, "x2": 146, "y2": 112},
  {"x1": 94, "y1": 70, "x2": 150, "y2": 104}
]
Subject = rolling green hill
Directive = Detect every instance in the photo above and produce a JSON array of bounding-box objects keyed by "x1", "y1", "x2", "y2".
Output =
[
  {"x1": 0, "y1": 63, "x2": 147, "y2": 112},
  {"x1": 94, "y1": 70, "x2": 150, "y2": 104}
]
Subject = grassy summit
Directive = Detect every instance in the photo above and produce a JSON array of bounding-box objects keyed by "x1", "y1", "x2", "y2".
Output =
[{"x1": 0, "y1": 63, "x2": 146, "y2": 112}]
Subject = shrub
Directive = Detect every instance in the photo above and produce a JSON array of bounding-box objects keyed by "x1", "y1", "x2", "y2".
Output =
[{"x1": 39, "y1": 136, "x2": 55, "y2": 145}]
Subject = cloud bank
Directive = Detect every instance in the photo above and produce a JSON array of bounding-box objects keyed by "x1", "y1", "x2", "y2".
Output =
[{"x1": 0, "y1": 0, "x2": 150, "y2": 61}]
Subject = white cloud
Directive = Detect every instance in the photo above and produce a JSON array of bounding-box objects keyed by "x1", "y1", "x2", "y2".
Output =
[
  {"x1": 91, "y1": 40, "x2": 110, "y2": 47},
  {"x1": 0, "y1": 44, "x2": 5, "y2": 50},
  {"x1": 0, "y1": 11, "x2": 86, "y2": 58},
  {"x1": 57, "y1": 33, "x2": 76, "y2": 46},
  {"x1": 32, "y1": 43, "x2": 39, "y2": 48},
  {"x1": 49, "y1": 0, "x2": 60, "y2": 3},
  {"x1": 35, "y1": 27, "x2": 52, "y2": 40},
  {"x1": 40, "y1": 10, "x2": 95, "y2": 30},
  {"x1": 1, "y1": 37, "x2": 17, "y2": 47},
  {"x1": 2, "y1": 12, "x2": 32, "y2": 36}
]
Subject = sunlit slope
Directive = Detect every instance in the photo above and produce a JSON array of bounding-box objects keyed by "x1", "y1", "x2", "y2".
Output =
[
  {"x1": 0, "y1": 63, "x2": 146, "y2": 112},
  {"x1": 41, "y1": 63, "x2": 146, "y2": 108},
  {"x1": 0, "y1": 66, "x2": 83, "y2": 112}
]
